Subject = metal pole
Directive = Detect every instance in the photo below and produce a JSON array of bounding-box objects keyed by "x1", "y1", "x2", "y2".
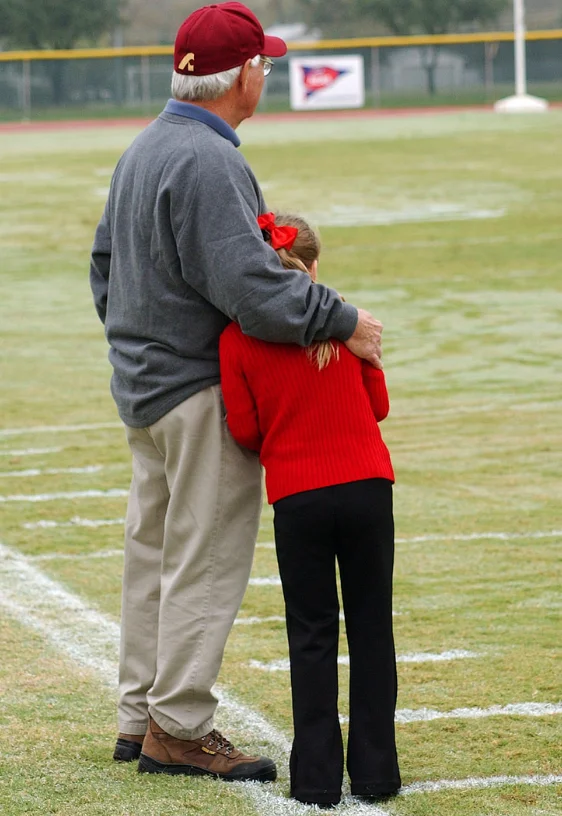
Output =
[
  {"x1": 514, "y1": 0, "x2": 527, "y2": 96},
  {"x1": 484, "y1": 42, "x2": 498, "y2": 100},
  {"x1": 371, "y1": 47, "x2": 381, "y2": 108},
  {"x1": 141, "y1": 55, "x2": 150, "y2": 109},
  {"x1": 22, "y1": 59, "x2": 31, "y2": 121}
]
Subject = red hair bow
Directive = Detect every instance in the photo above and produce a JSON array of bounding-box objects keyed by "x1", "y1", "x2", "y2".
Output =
[{"x1": 257, "y1": 212, "x2": 298, "y2": 251}]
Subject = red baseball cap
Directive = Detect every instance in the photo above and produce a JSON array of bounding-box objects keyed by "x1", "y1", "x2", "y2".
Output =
[{"x1": 174, "y1": 2, "x2": 287, "y2": 76}]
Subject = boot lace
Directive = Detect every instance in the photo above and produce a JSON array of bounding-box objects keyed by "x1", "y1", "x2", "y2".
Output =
[{"x1": 206, "y1": 729, "x2": 235, "y2": 755}]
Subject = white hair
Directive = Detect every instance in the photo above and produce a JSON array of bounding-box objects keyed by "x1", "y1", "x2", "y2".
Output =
[{"x1": 171, "y1": 55, "x2": 261, "y2": 102}]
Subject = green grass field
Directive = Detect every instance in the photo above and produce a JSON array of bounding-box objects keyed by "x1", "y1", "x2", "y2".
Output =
[{"x1": 1, "y1": 110, "x2": 561, "y2": 816}]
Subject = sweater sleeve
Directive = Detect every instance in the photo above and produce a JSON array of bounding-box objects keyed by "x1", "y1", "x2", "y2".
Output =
[
  {"x1": 174, "y1": 147, "x2": 358, "y2": 347},
  {"x1": 361, "y1": 363, "x2": 390, "y2": 422},
  {"x1": 89, "y1": 200, "x2": 111, "y2": 325},
  {"x1": 219, "y1": 329, "x2": 263, "y2": 453}
]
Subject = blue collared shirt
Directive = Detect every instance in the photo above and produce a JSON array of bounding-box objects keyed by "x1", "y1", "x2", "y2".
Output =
[{"x1": 163, "y1": 99, "x2": 241, "y2": 148}]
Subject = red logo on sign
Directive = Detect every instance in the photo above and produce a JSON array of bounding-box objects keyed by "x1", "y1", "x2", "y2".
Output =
[{"x1": 301, "y1": 66, "x2": 347, "y2": 98}]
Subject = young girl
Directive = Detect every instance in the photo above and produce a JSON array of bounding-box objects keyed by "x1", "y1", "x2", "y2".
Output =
[{"x1": 219, "y1": 212, "x2": 401, "y2": 808}]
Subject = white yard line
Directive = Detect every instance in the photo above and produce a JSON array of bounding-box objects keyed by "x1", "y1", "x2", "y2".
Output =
[
  {"x1": 249, "y1": 775, "x2": 562, "y2": 813},
  {"x1": 0, "y1": 465, "x2": 103, "y2": 478},
  {"x1": 249, "y1": 576, "x2": 282, "y2": 586},
  {"x1": 395, "y1": 530, "x2": 561, "y2": 544},
  {"x1": 25, "y1": 518, "x2": 126, "y2": 531},
  {"x1": 0, "y1": 542, "x2": 121, "y2": 680},
  {"x1": 0, "y1": 447, "x2": 63, "y2": 457},
  {"x1": 339, "y1": 702, "x2": 562, "y2": 725},
  {"x1": 235, "y1": 614, "x2": 352, "y2": 626},
  {"x1": 250, "y1": 650, "x2": 481, "y2": 673},
  {"x1": 0, "y1": 488, "x2": 128, "y2": 503},
  {"x1": 0, "y1": 422, "x2": 122, "y2": 437},
  {"x1": 395, "y1": 702, "x2": 562, "y2": 722},
  {"x1": 30, "y1": 549, "x2": 124, "y2": 561},
  {"x1": 347, "y1": 231, "x2": 559, "y2": 253},
  {"x1": 0, "y1": 541, "x2": 385, "y2": 816},
  {"x1": 401, "y1": 774, "x2": 562, "y2": 795},
  {"x1": 0, "y1": 541, "x2": 560, "y2": 815},
  {"x1": 21, "y1": 529, "x2": 560, "y2": 565},
  {"x1": 392, "y1": 399, "x2": 562, "y2": 421}
]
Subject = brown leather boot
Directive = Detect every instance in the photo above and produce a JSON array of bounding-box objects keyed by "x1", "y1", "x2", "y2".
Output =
[
  {"x1": 113, "y1": 733, "x2": 145, "y2": 762},
  {"x1": 138, "y1": 716, "x2": 276, "y2": 782}
]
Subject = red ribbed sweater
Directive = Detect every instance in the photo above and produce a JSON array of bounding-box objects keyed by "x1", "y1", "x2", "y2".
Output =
[{"x1": 219, "y1": 322, "x2": 394, "y2": 505}]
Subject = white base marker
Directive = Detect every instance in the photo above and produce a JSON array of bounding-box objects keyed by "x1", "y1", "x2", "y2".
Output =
[
  {"x1": 250, "y1": 650, "x2": 481, "y2": 672},
  {"x1": 0, "y1": 421, "x2": 122, "y2": 437},
  {"x1": 0, "y1": 465, "x2": 103, "y2": 478},
  {"x1": 0, "y1": 488, "x2": 128, "y2": 503}
]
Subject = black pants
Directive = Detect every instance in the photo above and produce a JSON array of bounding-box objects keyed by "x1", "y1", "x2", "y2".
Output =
[{"x1": 273, "y1": 478, "x2": 401, "y2": 805}]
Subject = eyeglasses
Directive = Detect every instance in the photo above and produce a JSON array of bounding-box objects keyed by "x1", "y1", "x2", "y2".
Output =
[{"x1": 259, "y1": 56, "x2": 274, "y2": 77}]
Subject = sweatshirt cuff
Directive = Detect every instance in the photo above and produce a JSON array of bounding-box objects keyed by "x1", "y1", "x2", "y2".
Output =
[{"x1": 331, "y1": 302, "x2": 358, "y2": 342}]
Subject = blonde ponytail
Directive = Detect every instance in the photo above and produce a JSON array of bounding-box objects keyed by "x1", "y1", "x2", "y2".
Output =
[{"x1": 262, "y1": 213, "x2": 339, "y2": 371}]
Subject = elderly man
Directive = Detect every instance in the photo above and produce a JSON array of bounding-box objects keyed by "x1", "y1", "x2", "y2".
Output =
[{"x1": 90, "y1": 1, "x2": 383, "y2": 783}]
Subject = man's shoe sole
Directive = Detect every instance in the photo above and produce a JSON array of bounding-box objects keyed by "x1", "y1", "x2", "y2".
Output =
[
  {"x1": 113, "y1": 738, "x2": 143, "y2": 762},
  {"x1": 138, "y1": 752, "x2": 277, "y2": 782}
]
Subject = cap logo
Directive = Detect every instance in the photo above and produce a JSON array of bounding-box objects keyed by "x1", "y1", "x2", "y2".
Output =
[{"x1": 178, "y1": 52, "x2": 195, "y2": 72}]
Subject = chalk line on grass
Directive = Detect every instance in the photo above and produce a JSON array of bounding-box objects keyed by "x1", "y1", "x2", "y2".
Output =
[
  {"x1": 0, "y1": 541, "x2": 366, "y2": 816},
  {"x1": 0, "y1": 488, "x2": 128, "y2": 503},
  {"x1": 395, "y1": 702, "x2": 562, "y2": 723},
  {"x1": 340, "y1": 702, "x2": 562, "y2": 725},
  {"x1": 400, "y1": 775, "x2": 562, "y2": 795},
  {"x1": 250, "y1": 650, "x2": 481, "y2": 673},
  {"x1": 1, "y1": 541, "x2": 560, "y2": 815},
  {"x1": 25, "y1": 518, "x2": 126, "y2": 531},
  {"x1": 30, "y1": 549, "x2": 125, "y2": 561},
  {"x1": 395, "y1": 530, "x2": 561, "y2": 544},
  {"x1": 20, "y1": 527, "x2": 560, "y2": 576},
  {"x1": 0, "y1": 421, "x2": 122, "y2": 437},
  {"x1": 249, "y1": 576, "x2": 282, "y2": 586},
  {"x1": 234, "y1": 616, "x2": 286, "y2": 626},
  {"x1": 0, "y1": 447, "x2": 63, "y2": 457},
  {"x1": 392, "y1": 399, "x2": 562, "y2": 421},
  {"x1": 0, "y1": 465, "x2": 103, "y2": 478}
]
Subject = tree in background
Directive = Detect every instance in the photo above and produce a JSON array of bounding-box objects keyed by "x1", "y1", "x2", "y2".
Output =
[
  {"x1": 358, "y1": 0, "x2": 508, "y2": 93},
  {"x1": 0, "y1": 0, "x2": 123, "y2": 103},
  {"x1": 294, "y1": 0, "x2": 381, "y2": 38}
]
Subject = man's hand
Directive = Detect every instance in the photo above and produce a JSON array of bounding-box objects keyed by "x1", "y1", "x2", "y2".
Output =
[{"x1": 344, "y1": 308, "x2": 383, "y2": 369}]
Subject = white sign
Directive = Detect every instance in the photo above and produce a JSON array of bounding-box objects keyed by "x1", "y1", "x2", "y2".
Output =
[{"x1": 289, "y1": 55, "x2": 365, "y2": 111}]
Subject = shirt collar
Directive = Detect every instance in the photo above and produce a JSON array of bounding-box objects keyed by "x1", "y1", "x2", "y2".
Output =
[{"x1": 163, "y1": 99, "x2": 240, "y2": 147}]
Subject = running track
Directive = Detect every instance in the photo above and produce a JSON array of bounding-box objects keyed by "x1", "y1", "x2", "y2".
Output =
[
  {"x1": 0, "y1": 104, "x2": 500, "y2": 134},
  {"x1": 1, "y1": 101, "x2": 560, "y2": 133}
]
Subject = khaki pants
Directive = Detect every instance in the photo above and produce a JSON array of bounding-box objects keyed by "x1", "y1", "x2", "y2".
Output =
[{"x1": 118, "y1": 385, "x2": 262, "y2": 740}]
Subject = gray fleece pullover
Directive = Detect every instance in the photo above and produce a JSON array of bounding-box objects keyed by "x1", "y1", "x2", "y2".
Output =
[{"x1": 90, "y1": 100, "x2": 358, "y2": 428}]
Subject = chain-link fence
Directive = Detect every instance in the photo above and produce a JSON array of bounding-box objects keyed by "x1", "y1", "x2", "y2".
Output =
[{"x1": 1, "y1": 33, "x2": 561, "y2": 120}]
